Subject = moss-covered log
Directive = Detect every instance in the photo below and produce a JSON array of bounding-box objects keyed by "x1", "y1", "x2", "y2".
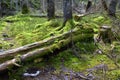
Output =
[
  {"x1": 0, "y1": 28, "x2": 93, "y2": 60},
  {"x1": 0, "y1": 28, "x2": 93, "y2": 71}
]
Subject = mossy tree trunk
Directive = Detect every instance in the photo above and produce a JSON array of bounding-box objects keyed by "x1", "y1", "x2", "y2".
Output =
[
  {"x1": 62, "y1": 0, "x2": 72, "y2": 27},
  {"x1": 47, "y1": 0, "x2": 55, "y2": 20},
  {"x1": 21, "y1": 0, "x2": 29, "y2": 14},
  {"x1": 108, "y1": 0, "x2": 118, "y2": 17}
]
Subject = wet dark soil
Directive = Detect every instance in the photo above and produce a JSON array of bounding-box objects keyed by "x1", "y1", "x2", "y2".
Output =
[
  {"x1": 0, "y1": 70, "x2": 9, "y2": 80},
  {"x1": 23, "y1": 66, "x2": 87, "y2": 80}
]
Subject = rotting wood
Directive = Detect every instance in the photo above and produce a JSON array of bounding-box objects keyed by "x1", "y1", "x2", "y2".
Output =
[
  {"x1": 0, "y1": 28, "x2": 93, "y2": 59},
  {"x1": 98, "y1": 26, "x2": 114, "y2": 43},
  {"x1": 0, "y1": 32, "x2": 93, "y2": 71},
  {"x1": 0, "y1": 28, "x2": 78, "y2": 58}
]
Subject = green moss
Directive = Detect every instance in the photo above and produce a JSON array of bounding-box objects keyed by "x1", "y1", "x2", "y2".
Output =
[
  {"x1": 45, "y1": 48, "x2": 117, "y2": 72},
  {"x1": 93, "y1": 16, "x2": 105, "y2": 23},
  {"x1": 107, "y1": 70, "x2": 120, "y2": 79},
  {"x1": 1, "y1": 13, "x2": 119, "y2": 79},
  {"x1": 0, "y1": 40, "x2": 12, "y2": 50},
  {"x1": 75, "y1": 42, "x2": 96, "y2": 54},
  {"x1": 43, "y1": 19, "x2": 60, "y2": 27},
  {"x1": 15, "y1": 32, "x2": 37, "y2": 46},
  {"x1": 8, "y1": 62, "x2": 34, "y2": 80}
]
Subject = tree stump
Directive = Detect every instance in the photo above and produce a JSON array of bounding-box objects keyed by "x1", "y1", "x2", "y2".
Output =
[
  {"x1": 98, "y1": 26, "x2": 114, "y2": 43},
  {"x1": 22, "y1": 3, "x2": 29, "y2": 14}
]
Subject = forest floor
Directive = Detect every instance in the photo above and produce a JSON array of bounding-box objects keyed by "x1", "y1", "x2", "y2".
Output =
[{"x1": 0, "y1": 13, "x2": 120, "y2": 80}]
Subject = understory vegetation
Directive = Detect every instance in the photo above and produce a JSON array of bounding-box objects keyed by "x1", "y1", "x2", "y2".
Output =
[{"x1": 0, "y1": 13, "x2": 120, "y2": 80}]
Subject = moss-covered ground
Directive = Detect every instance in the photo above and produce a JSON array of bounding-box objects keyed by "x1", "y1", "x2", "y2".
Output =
[{"x1": 0, "y1": 13, "x2": 120, "y2": 80}]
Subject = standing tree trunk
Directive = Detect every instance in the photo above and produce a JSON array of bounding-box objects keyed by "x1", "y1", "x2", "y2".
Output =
[
  {"x1": 47, "y1": 0, "x2": 55, "y2": 20},
  {"x1": 101, "y1": 0, "x2": 108, "y2": 12},
  {"x1": 15, "y1": 0, "x2": 19, "y2": 12},
  {"x1": 108, "y1": 0, "x2": 118, "y2": 17},
  {"x1": 62, "y1": 0, "x2": 72, "y2": 27},
  {"x1": 10, "y1": 0, "x2": 13, "y2": 10},
  {"x1": 0, "y1": 1, "x2": 2, "y2": 17},
  {"x1": 40, "y1": 0, "x2": 45, "y2": 13},
  {"x1": 72, "y1": 0, "x2": 78, "y2": 8},
  {"x1": 118, "y1": 0, "x2": 120, "y2": 9},
  {"x1": 86, "y1": 0, "x2": 92, "y2": 12},
  {"x1": 21, "y1": 0, "x2": 29, "y2": 14}
]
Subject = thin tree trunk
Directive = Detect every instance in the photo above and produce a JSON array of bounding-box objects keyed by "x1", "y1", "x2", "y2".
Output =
[
  {"x1": 43, "y1": 0, "x2": 46, "y2": 13},
  {"x1": 15, "y1": 0, "x2": 19, "y2": 11},
  {"x1": 86, "y1": 0, "x2": 92, "y2": 12},
  {"x1": 10, "y1": 0, "x2": 13, "y2": 10},
  {"x1": 108, "y1": 0, "x2": 118, "y2": 17},
  {"x1": 72, "y1": 0, "x2": 78, "y2": 7},
  {"x1": 118, "y1": 0, "x2": 120, "y2": 9},
  {"x1": 47, "y1": 0, "x2": 55, "y2": 20},
  {"x1": 101, "y1": 0, "x2": 108, "y2": 12}
]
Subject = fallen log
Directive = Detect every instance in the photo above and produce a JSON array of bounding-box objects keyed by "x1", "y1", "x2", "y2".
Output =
[
  {"x1": 0, "y1": 30, "x2": 93, "y2": 71},
  {"x1": 0, "y1": 28, "x2": 93, "y2": 60},
  {"x1": 0, "y1": 29, "x2": 78, "y2": 59}
]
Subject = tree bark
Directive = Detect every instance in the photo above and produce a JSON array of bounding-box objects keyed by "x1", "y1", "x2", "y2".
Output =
[
  {"x1": 0, "y1": 1, "x2": 2, "y2": 17},
  {"x1": 86, "y1": 0, "x2": 92, "y2": 12},
  {"x1": 0, "y1": 28, "x2": 77, "y2": 59},
  {"x1": 21, "y1": 0, "x2": 29, "y2": 14},
  {"x1": 98, "y1": 26, "x2": 114, "y2": 43},
  {"x1": 101, "y1": 0, "x2": 108, "y2": 12},
  {"x1": 108, "y1": 0, "x2": 118, "y2": 17},
  {"x1": 118, "y1": 0, "x2": 120, "y2": 9},
  {"x1": 0, "y1": 28, "x2": 94, "y2": 71},
  {"x1": 72, "y1": 0, "x2": 78, "y2": 8},
  {"x1": 47, "y1": 0, "x2": 55, "y2": 20},
  {"x1": 0, "y1": 28, "x2": 93, "y2": 60},
  {"x1": 62, "y1": 0, "x2": 72, "y2": 27}
]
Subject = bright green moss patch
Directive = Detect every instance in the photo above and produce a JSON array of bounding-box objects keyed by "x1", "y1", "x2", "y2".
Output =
[
  {"x1": 0, "y1": 13, "x2": 120, "y2": 80},
  {"x1": 37, "y1": 47, "x2": 117, "y2": 72},
  {"x1": 0, "y1": 41, "x2": 12, "y2": 49},
  {"x1": 0, "y1": 13, "x2": 112, "y2": 48},
  {"x1": 15, "y1": 32, "x2": 37, "y2": 46}
]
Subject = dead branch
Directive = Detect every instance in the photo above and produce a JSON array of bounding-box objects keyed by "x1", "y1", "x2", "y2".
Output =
[{"x1": 0, "y1": 28, "x2": 93, "y2": 71}]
